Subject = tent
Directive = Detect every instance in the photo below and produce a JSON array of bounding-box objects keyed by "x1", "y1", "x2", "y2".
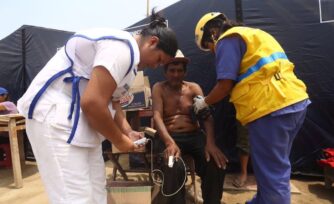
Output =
[
  {"x1": 0, "y1": 25, "x2": 73, "y2": 102},
  {"x1": 0, "y1": 0, "x2": 334, "y2": 174},
  {"x1": 129, "y1": 0, "x2": 334, "y2": 174}
]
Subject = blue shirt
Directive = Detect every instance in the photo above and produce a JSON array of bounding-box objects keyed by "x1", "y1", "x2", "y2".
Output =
[
  {"x1": 215, "y1": 36, "x2": 246, "y2": 81},
  {"x1": 215, "y1": 36, "x2": 310, "y2": 116}
]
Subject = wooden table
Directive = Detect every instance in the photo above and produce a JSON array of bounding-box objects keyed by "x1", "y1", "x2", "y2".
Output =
[
  {"x1": 106, "y1": 125, "x2": 156, "y2": 183},
  {"x1": 0, "y1": 114, "x2": 26, "y2": 188}
]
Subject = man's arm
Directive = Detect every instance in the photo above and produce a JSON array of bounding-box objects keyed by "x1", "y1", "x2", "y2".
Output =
[
  {"x1": 205, "y1": 79, "x2": 234, "y2": 105},
  {"x1": 81, "y1": 66, "x2": 135, "y2": 152},
  {"x1": 192, "y1": 83, "x2": 228, "y2": 169},
  {"x1": 205, "y1": 38, "x2": 242, "y2": 105},
  {"x1": 152, "y1": 83, "x2": 181, "y2": 158}
]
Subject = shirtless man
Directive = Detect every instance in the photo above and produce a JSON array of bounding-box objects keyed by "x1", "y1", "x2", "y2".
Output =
[{"x1": 152, "y1": 50, "x2": 227, "y2": 204}]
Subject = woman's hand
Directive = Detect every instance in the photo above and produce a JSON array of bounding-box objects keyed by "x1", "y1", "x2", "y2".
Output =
[
  {"x1": 128, "y1": 130, "x2": 144, "y2": 141},
  {"x1": 127, "y1": 130, "x2": 146, "y2": 152}
]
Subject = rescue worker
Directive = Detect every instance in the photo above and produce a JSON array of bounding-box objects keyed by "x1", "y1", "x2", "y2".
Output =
[
  {"x1": 193, "y1": 12, "x2": 310, "y2": 204},
  {"x1": 17, "y1": 10, "x2": 178, "y2": 204}
]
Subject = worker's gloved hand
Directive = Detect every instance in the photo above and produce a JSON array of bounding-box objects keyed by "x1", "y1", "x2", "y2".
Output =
[
  {"x1": 197, "y1": 106, "x2": 211, "y2": 120},
  {"x1": 193, "y1": 95, "x2": 209, "y2": 114},
  {"x1": 190, "y1": 105, "x2": 211, "y2": 121}
]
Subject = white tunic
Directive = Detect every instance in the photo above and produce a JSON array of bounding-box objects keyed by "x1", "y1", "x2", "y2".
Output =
[{"x1": 17, "y1": 28, "x2": 140, "y2": 147}]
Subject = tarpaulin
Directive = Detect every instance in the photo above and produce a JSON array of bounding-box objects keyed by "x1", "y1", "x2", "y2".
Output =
[
  {"x1": 0, "y1": 0, "x2": 333, "y2": 174},
  {"x1": 129, "y1": 0, "x2": 334, "y2": 174}
]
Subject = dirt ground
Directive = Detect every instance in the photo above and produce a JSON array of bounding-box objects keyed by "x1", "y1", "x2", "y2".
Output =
[{"x1": 0, "y1": 161, "x2": 333, "y2": 204}]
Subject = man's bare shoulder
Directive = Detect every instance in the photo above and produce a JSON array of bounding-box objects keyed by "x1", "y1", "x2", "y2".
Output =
[
  {"x1": 152, "y1": 81, "x2": 167, "y2": 90},
  {"x1": 183, "y1": 81, "x2": 202, "y2": 90},
  {"x1": 183, "y1": 81, "x2": 199, "y2": 86}
]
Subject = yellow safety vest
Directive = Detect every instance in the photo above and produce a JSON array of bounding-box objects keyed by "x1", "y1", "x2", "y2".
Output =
[{"x1": 216, "y1": 27, "x2": 309, "y2": 125}]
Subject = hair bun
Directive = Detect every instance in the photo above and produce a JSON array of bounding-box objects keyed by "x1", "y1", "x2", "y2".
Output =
[{"x1": 149, "y1": 9, "x2": 167, "y2": 28}]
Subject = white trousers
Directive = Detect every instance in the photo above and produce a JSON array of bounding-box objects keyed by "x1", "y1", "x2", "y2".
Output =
[{"x1": 26, "y1": 119, "x2": 107, "y2": 204}]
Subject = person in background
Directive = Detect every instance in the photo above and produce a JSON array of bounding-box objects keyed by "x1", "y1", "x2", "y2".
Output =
[
  {"x1": 152, "y1": 50, "x2": 227, "y2": 204},
  {"x1": 233, "y1": 121, "x2": 250, "y2": 188},
  {"x1": 17, "y1": 10, "x2": 178, "y2": 204},
  {"x1": 193, "y1": 12, "x2": 310, "y2": 204},
  {"x1": 0, "y1": 87, "x2": 19, "y2": 140},
  {"x1": 0, "y1": 87, "x2": 18, "y2": 115}
]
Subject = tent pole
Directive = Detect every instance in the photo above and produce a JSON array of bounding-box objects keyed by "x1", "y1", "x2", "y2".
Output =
[
  {"x1": 235, "y1": 0, "x2": 243, "y2": 23},
  {"x1": 146, "y1": 0, "x2": 150, "y2": 17}
]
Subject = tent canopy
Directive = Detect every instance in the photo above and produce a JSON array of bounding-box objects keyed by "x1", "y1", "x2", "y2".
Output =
[
  {"x1": 1, "y1": 0, "x2": 333, "y2": 174},
  {"x1": 0, "y1": 25, "x2": 73, "y2": 101},
  {"x1": 130, "y1": 0, "x2": 334, "y2": 173}
]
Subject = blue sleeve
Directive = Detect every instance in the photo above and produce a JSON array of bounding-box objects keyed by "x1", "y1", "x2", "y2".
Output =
[{"x1": 215, "y1": 36, "x2": 246, "y2": 81}]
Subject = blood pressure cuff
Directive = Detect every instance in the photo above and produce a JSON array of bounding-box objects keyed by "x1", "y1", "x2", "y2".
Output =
[{"x1": 190, "y1": 106, "x2": 212, "y2": 122}]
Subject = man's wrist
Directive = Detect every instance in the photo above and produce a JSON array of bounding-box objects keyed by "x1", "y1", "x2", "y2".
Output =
[
  {"x1": 165, "y1": 138, "x2": 176, "y2": 147},
  {"x1": 124, "y1": 129, "x2": 133, "y2": 135},
  {"x1": 206, "y1": 139, "x2": 215, "y2": 147}
]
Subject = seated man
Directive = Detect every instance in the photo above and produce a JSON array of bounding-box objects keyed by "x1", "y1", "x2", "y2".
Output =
[{"x1": 152, "y1": 50, "x2": 227, "y2": 204}]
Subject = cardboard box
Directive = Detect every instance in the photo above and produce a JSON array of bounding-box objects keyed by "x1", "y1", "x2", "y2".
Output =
[
  {"x1": 120, "y1": 71, "x2": 151, "y2": 111},
  {"x1": 107, "y1": 182, "x2": 151, "y2": 204}
]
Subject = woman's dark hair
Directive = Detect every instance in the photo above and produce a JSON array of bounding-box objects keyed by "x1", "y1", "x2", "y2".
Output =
[
  {"x1": 140, "y1": 9, "x2": 178, "y2": 57},
  {"x1": 202, "y1": 13, "x2": 244, "y2": 47}
]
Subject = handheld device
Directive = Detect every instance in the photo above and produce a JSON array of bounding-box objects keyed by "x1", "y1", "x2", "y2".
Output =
[
  {"x1": 134, "y1": 137, "x2": 148, "y2": 145},
  {"x1": 151, "y1": 151, "x2": 187, "y2": 197},
  {"x1": 168, "y1": 155, "x2": 174, "y2": 168}
]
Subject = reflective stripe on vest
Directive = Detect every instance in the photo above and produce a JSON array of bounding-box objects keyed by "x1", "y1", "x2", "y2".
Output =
[
  {"x1": 28, "y1": 34, "x2": 135, "y2": 144},
  {"x1": 237, "y1": 52, "x2": 288, "y2": 82}
]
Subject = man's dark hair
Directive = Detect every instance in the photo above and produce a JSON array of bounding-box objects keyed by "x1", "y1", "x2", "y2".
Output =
[
  {"x1": 202, "y1": 14, "x2": 244, "y2": 47},
  {"x1": 164, "y1": 61, "x2": 187, "y2": 72}
]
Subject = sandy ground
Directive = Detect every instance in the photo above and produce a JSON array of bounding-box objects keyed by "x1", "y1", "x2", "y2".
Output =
[{"x1": 0, "y1": 161, "x2": 333, "y2": 204}]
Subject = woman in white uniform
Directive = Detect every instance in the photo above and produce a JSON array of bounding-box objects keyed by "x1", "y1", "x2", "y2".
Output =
[{"x1": 17, "y1": 11, "x2": 178, "y2": 204}]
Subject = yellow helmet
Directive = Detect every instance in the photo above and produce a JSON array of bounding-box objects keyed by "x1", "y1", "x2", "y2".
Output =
[{"x1": 195, "y1": 12, "x2": 222, "y2": 51}]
